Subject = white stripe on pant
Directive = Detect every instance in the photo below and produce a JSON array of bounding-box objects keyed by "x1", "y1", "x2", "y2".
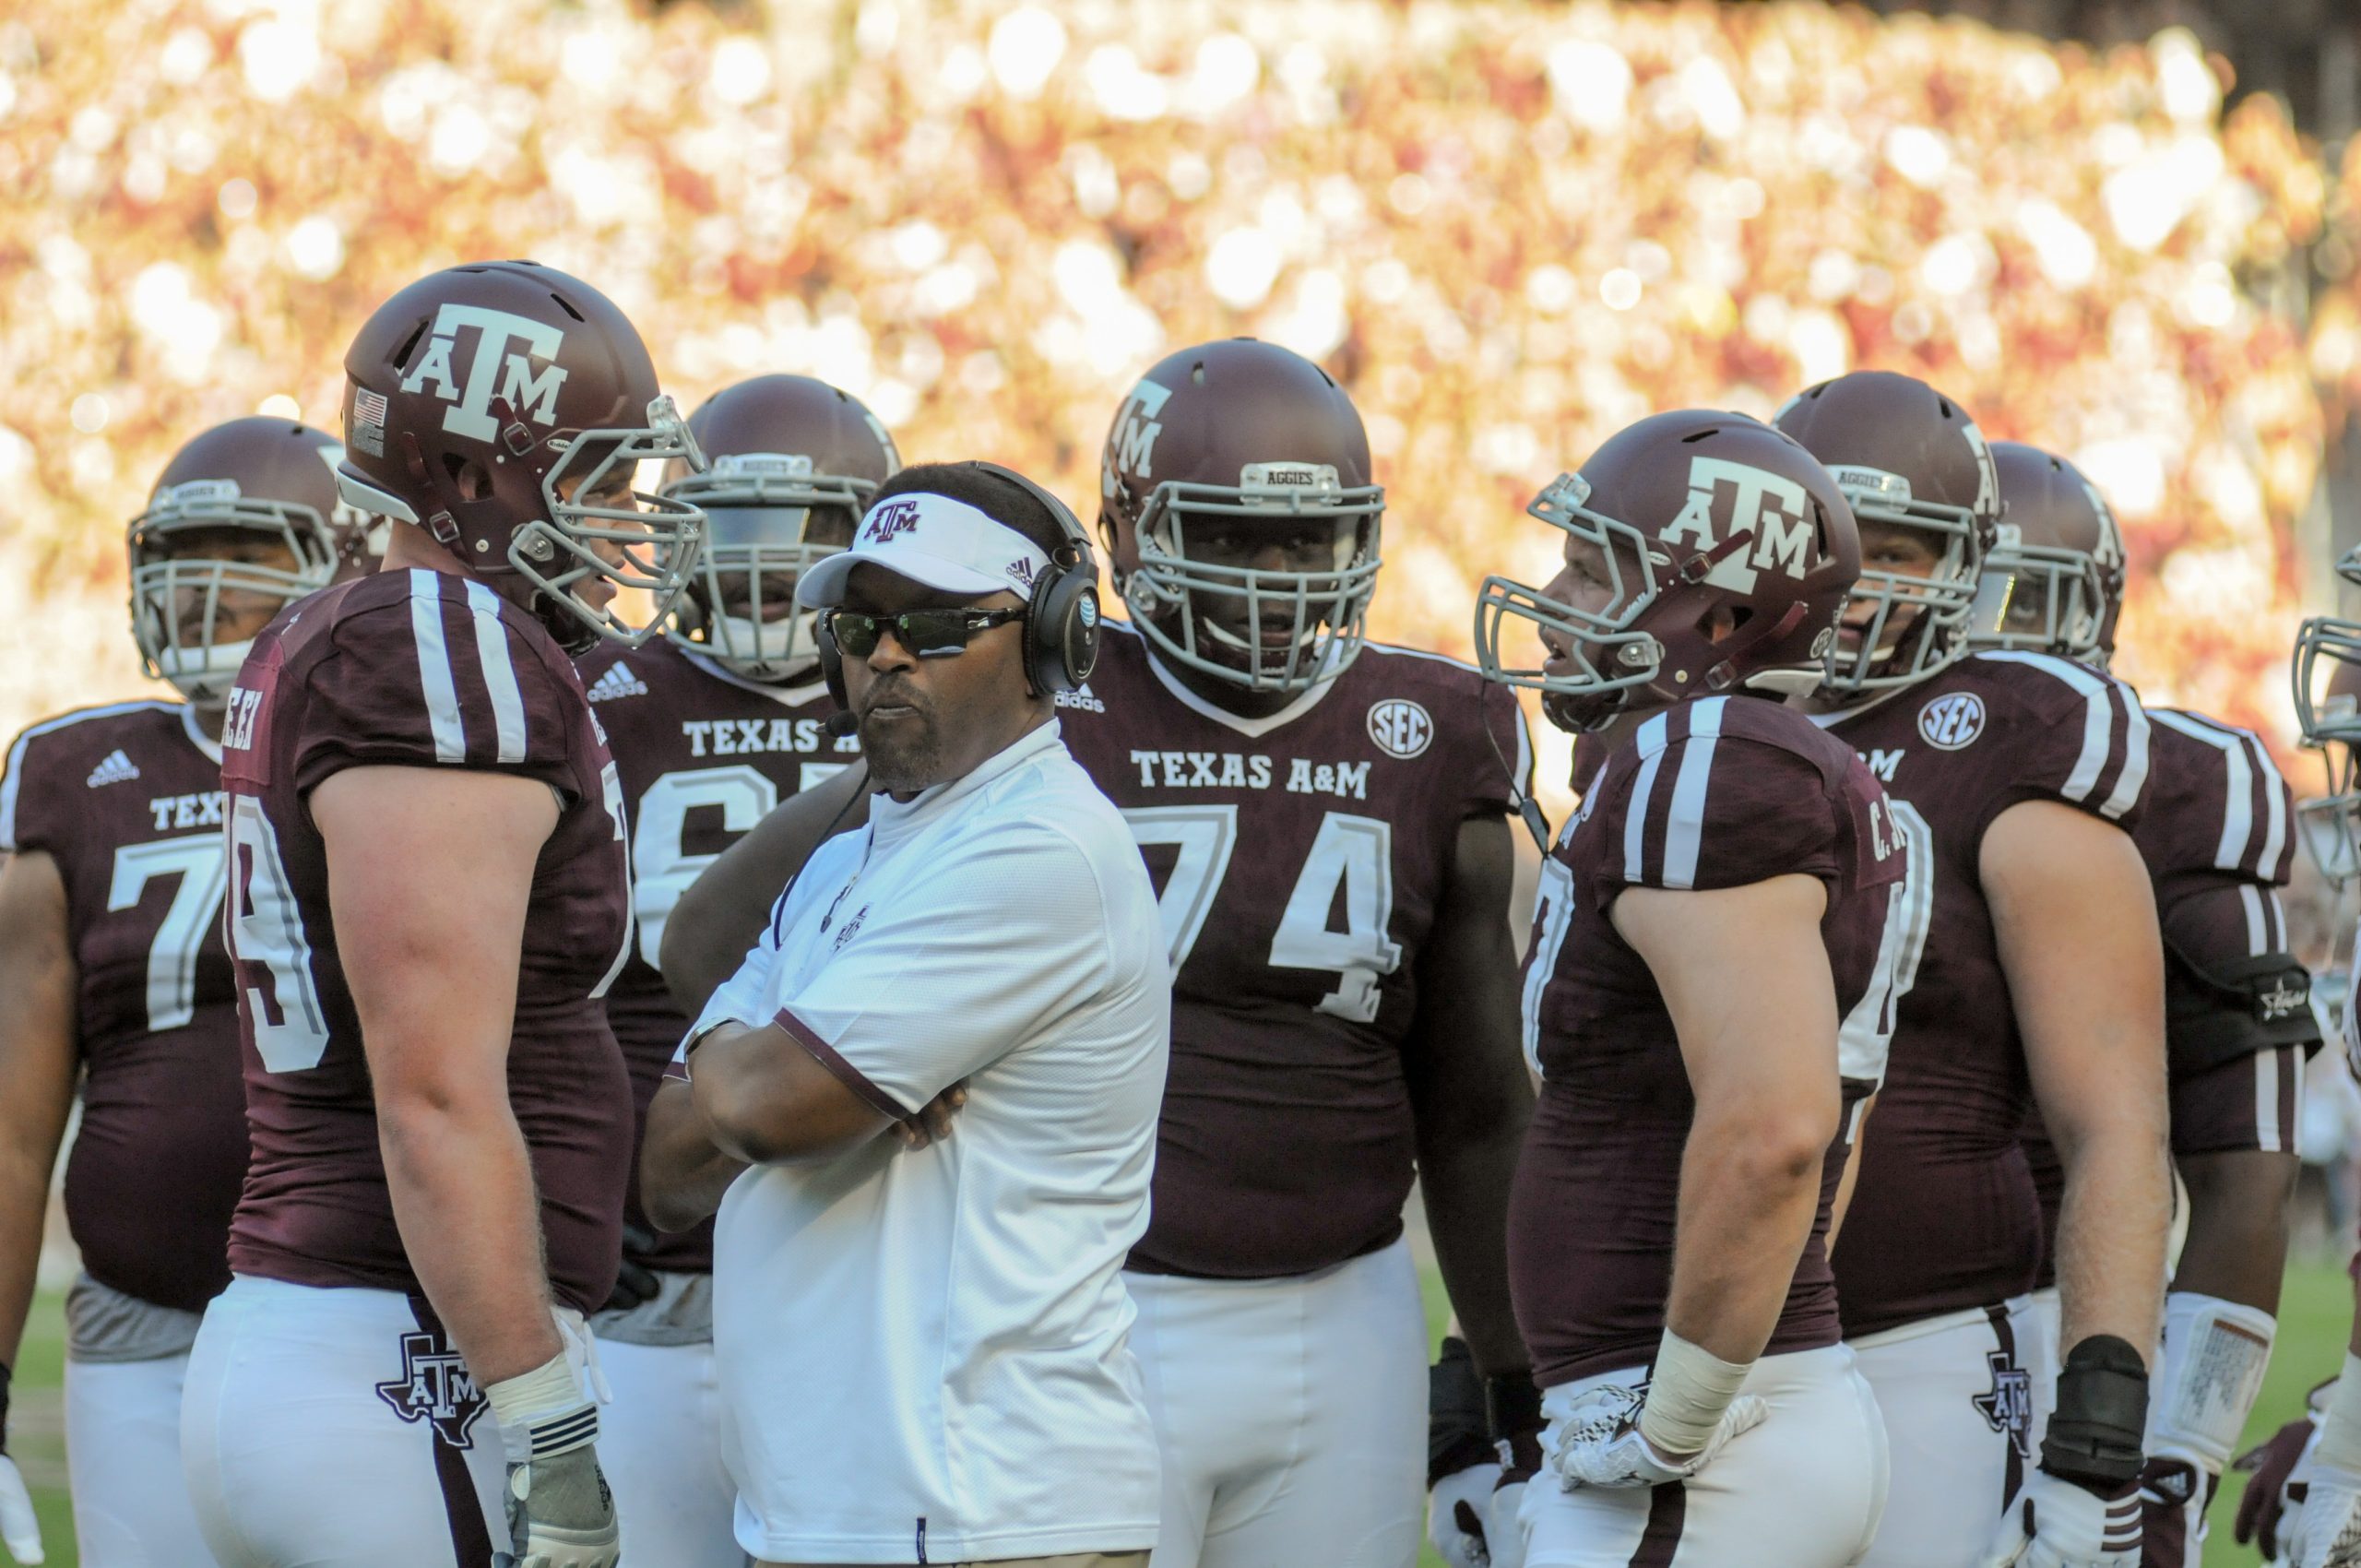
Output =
[{"x1": 1515, "y1": 1343, "x2": 1888, "y2": 1568}]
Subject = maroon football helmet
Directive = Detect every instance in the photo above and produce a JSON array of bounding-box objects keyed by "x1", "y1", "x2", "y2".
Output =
[
  {"x1": 660, "y1": 374, "x2": 900, "y2": 683},
  {"x1": 1476, "y1": 410, "x2": 1860, "y2": 732},
  {"x1": 1098, "y1": 339, "x2": 1382, "y2": 694},
  {"x1": 334, "y1": 260, "x2": 706, "y2": 653},
  {"x1": 1774, "y1": 370, "x2": 2001, "y2": 695},
  {"x1": 1967, "y1": 442, "x2": 2126, "y2": 665},
  {"x1": 128, "y1": 417, "x2": 360, "y2": 705}
]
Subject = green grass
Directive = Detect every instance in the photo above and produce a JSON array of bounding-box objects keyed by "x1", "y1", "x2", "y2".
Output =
[{"x1": 12, "y1": 1264, "x2": 2354, "y2": 1565}]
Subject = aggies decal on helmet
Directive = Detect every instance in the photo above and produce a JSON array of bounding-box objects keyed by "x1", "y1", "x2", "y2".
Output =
[
  {"x1": 334, "y1": 259, "x2": 708, "y2": 653},
  {"x1": 1474, "y1": 409, "x2": 1858, "y2": 732},
  {"x1": 1097, "y1": 338, "x2": 1383, "y2": 695}
]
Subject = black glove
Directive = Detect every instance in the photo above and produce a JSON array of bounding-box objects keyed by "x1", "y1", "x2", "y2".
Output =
[{"x1": 600, "y1": 1223, "x2": 662, "y2": 1314}]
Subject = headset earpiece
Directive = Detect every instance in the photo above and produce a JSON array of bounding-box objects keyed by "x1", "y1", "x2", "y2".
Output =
[{"x1": 961, "y1": 461, "x2": 1102, "y2": 697}]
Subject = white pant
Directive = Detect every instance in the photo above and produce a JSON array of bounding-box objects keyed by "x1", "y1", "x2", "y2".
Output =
[
  {"x1": 182, "y1": 1276, "x2": 514, "y2": 1567},
  {"x1": 1851, "y1": 1306, "x2": 2038, "y2": 1568},
  {"x1": 63, "y1": 1349, "x2": 219, "y2": 1566},
  {"x1": 2019, "y1": 1288, "x2": 2060, "y2": 1448},
  {"x1": 1516, "y1": 1344, "x2": 1888, "y2": 1568},
  {"x1": 592, "y1": 1334, "x2": 742, "y2": 1566},
  {"x1": 1123, "y1": 1239, "x2": 1427, "y2": 1568}
]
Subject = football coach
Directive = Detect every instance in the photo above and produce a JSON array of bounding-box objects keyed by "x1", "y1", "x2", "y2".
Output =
[{"x1": 638, "y1": 462, "x2": 1169, "y2": 1568}]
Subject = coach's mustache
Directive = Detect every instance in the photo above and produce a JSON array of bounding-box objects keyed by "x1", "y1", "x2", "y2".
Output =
[{"x1": 858, "y1": 676, "x2": 931, "y2": 717}]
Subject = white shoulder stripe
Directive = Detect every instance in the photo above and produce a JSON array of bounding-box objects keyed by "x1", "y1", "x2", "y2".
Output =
[
  {"x1": 1660, "y1": 697, "x2": 1726, "y2": 890},
  {"x1": 1, "y1": 701, "x2": 179, "y2": 851},
  {"x1": 2250, "y1": 732, "x2": 2289, "y2": 875},
  {"x1": 408, "y1": 569, "x2": 467, "y2": 764},
  {"x1": 1977, "y1": 651, "x2": 2144, "y2": 819},
  {"x1": 462, "y1": 579, "x2": 529, "y2": 765},
  {"x1": 1624, "y1": 712, "x2": 1670, "y2": 882},
  {"x1": 2151, "y1": 708, "x2": 2254, "y2": 871},
  {"x1": 2239, "y1": 884, "x2": 2269, "y2": 956}
]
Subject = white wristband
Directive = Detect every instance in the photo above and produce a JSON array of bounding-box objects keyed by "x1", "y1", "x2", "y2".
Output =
[
  {"x1": 486, "y1": 1350, "x2": 594, "y2": 1465},
  {"x1": 2149, "y1": 1291, "x2": 2274, "y2": 1471},
  {"x1": 1638, "y1": 1330, "x2": 1750, "y2": 1458},
  {"x1": 2315, "y1": 1352, "x2": 2361, "y2": 1474}
]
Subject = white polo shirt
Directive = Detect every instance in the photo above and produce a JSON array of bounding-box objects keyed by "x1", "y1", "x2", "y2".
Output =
[{"x1": 686, "y1": 720, "x2": 1169, "y2": 1564}]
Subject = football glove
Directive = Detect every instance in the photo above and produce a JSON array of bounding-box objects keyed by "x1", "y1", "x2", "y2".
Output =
[
  {"x1": 598, "y1": 1223, "x2": 662, "y2": 1316},
  {"x1": 2289, "y1": 1459, "x2": 2361, "y2": 1568},
  {"x1": 1547, "y1": 1383, "x2": 1765, "y2": 1490},
  {"x1": 1430, "y1": 1461, "x2": 1501, "y2": 1568},
  {"x1": 1975, "y1": 1468, "x2": 2142, "y2": 1568},
  {"x1": 2134, "y1": 1454, "x2": 2210, "y2": 1568},
  {"x1": 488, "y1": 1350, "x2": 618, "y2": 1568},
  {"x1": 2235, "y1": 1380, "x2": 2331, "y2": 1562},
  {"x1": 1426, "y1": 1338, "x2": 1537, "y2": 1568},
  {"x1": 0, "y1": 1364, "x2": 42, "y2": 1564}
]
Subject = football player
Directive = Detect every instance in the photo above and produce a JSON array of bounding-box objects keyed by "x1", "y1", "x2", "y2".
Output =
[
  {"x1": 1973, "y1": 442, "x2": 2312, "y2": 1567},
  {"x1": 177, "y1": 261, "x2": 705, "y2": 1568},
  {"x1": 575, "y1": 373, "x2": 889, "y2": 1565},
  {"x1": 1779, "y1": 372, "x2": 2170, "y2": 1568},
  {"x1": 2257, "y1": 579, "x2": 2361, "y2": 1568},
  {"x1": 649, "y1": 338, "x2": 1541, "y2": 1568},
  {"x1": 1472, "y1": 409, "x2": 1904, "y2": 1564},
  {"x1": 0, "y1": 417, "x2": 360, "y2": 1566}
]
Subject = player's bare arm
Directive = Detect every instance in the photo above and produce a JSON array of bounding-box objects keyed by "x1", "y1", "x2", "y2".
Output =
[
  {"x1": 1403, "y1": 811, "x2": 1533, "y2": 1379},
  {"x1": 1982, "y1": 798, "x2": 2169, "y2": 1360},
  {"x1": 2176, "y1": 1148, "x2": 2297, "y2": 1313},
  {"x1": 314, "y1": 763, "x2": 566, "y2": 1387},
  {"x1": 0, "y1": 851, "x2": 77, "y2": 1375},
  {"x1": 659, "y1": 762, "x2": 869, "y2": 1018},
  {"x1": 1619, "y1": 873, "x2": 1841, "y2": 1379}
]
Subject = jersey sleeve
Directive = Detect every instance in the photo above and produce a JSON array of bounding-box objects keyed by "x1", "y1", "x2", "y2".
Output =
[
  {"x1": 1967, "y1": 653, "x2": 2152, "y2": 844},
  {"x1": 775, "y1": 826, "x2": 1109, "y2": 1117},
  {"x1": 0, "y1": 725, "x2": 55, "y2": 855},
  {"x1": 293, "y1": 582, "x2": 587, "y2": 801},
  {"x1": 1463, "y1": 679, "x2": 1530, "y2": 821},
  {"x1": 1583, "y1": 731, "x2": 1845, "y2": 909}
]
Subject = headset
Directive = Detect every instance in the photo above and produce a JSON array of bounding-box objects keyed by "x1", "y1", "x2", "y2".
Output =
[{"x1": 817, "y1": 461, "x2": 1102, "y2": 732}]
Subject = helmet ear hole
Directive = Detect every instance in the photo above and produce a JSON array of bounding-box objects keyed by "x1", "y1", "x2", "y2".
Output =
[{"x1": 444, "y1": 454, "x2": 494, "y2": 502}]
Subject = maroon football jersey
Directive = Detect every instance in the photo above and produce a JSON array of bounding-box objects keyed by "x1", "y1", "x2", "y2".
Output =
[
  {"x1": 1057, "y1": 621, "x2": 1528, "y2": 1278},
  {"x1": 2024, "y1": 704, "x2": 2302, "y2": 1286},
  {"x1": 0, "y1": 701, "x2": 244, "y2": 1313},
  {"x1": 1822, "y1": 651, "x2": 2151, "y2": 1336},
  {"x1": 219, "y1": 567, "x2": 634, "y2": 1314},
  {"x1": 1507, "y1": 694, "x2": 1908, "y2": 1386},
  {"x1": 575, "y1": 636, "x2": 857, "y2": 1276}
]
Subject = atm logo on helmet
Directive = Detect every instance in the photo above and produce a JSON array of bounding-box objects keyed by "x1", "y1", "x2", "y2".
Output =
[
  {"x1": 397, "y1": 303, "x2": 571, "y2": 444},
  {"x1": 1660, "y1": 457, "x2": 1817, "y2": 594},
  {"x1": 1105, "y1": 379, "x2": 1173, "y2": 490}
]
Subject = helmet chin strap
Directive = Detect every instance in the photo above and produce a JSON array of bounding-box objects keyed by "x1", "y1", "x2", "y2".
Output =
[{"x1": 1701, "y1": 601, "x2": 1809, "y2": 694}]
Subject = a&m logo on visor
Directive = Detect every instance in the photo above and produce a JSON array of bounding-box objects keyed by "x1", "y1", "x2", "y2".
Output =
[
  {"x1": 397, "y1": 303, "x2": 571, "y2": 443},
  {"x1": 862, "y1": 500, "x2": 923, "y2": 543}
]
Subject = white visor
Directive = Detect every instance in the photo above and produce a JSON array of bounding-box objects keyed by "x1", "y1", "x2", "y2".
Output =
[{"x1": 797, "y1": 492, "x2": 1052, "y2": 609}]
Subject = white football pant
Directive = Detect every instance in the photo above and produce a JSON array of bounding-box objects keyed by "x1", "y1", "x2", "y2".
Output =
[
  {"x1": 591, "y1": 1333, "x2": 741, "y2": 1566},
  {"x1": 1851, "y1": 1304, "x2": 2040, "y2": 1568},
  {"x1": 1124, "y1": 1238, "x2": 1426, "y2": 1568},
  {"x1": 1515, "y1": 1342, "x2": 1888, "y2": 1567},
  {"x1": 181, "y1": 1276, "x2": 515, "y2": 1567},
  {"x1": 2019, "y1": 1288, "x2": 2061, "y2": 1447},
  {"x1": 63, "y1": 1349, "x2": 219, "y2": 1566}
]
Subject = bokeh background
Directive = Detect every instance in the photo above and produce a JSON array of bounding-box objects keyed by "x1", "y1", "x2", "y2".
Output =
[{"x1": 6, "y1": 0, "x2": 2361, "y2": 1562}]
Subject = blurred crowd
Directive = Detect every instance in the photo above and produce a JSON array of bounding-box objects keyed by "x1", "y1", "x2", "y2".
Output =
[{"x1": 0, "y1": 0, "x2": 2351, "y2": 812}]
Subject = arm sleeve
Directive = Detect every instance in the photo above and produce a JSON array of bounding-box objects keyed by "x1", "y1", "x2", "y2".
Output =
[
  {"x1": 775, "y1": 826, "x2": 1108, "y2": 1116},
  {"x1": 1585, "y1": 734, "x2": 1844, "y2": 909},
  {"x1": 292, "y1": 592, "x2": 587, "y2": 801}
]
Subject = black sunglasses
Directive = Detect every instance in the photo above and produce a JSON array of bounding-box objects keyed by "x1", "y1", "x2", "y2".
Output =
[{"x1": 828, "y1": 605, "x2": 1024, "y2": 659}]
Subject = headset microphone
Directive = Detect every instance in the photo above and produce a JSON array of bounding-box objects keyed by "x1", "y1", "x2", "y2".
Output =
[{"x1": 825, "y1": 709, "x2": 859, "y2": 739}]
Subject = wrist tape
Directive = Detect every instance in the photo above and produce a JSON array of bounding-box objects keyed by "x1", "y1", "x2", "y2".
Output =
[
  {"x1": 2313, "y1": 1352, "x2": 2361, "y2": 1475},
  {"x1": 2041, "y1": 1334, "x2": 2149, "y2": 1488},
  {"x1": 486, "y1": 1351, "x2": 597, "y2": 1467},
  {"x1": 1638, "y1": 1330, "x2": 1749, "y2": 1458},
  {"x1": 2149, "y1": 1291, "x2": 2274, "y2": 1472}
]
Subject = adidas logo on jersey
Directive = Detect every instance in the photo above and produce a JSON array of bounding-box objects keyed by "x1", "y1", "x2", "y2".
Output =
[
  {"x1": 1055, "y1": 683, "x2": 1106, "y2": 713},
  {"x1": 85, "y1": 749, "x2": 141, "y2": 787},
  {"x1": 587, "y1": 663, "x2": 648, "y2": 702}
]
